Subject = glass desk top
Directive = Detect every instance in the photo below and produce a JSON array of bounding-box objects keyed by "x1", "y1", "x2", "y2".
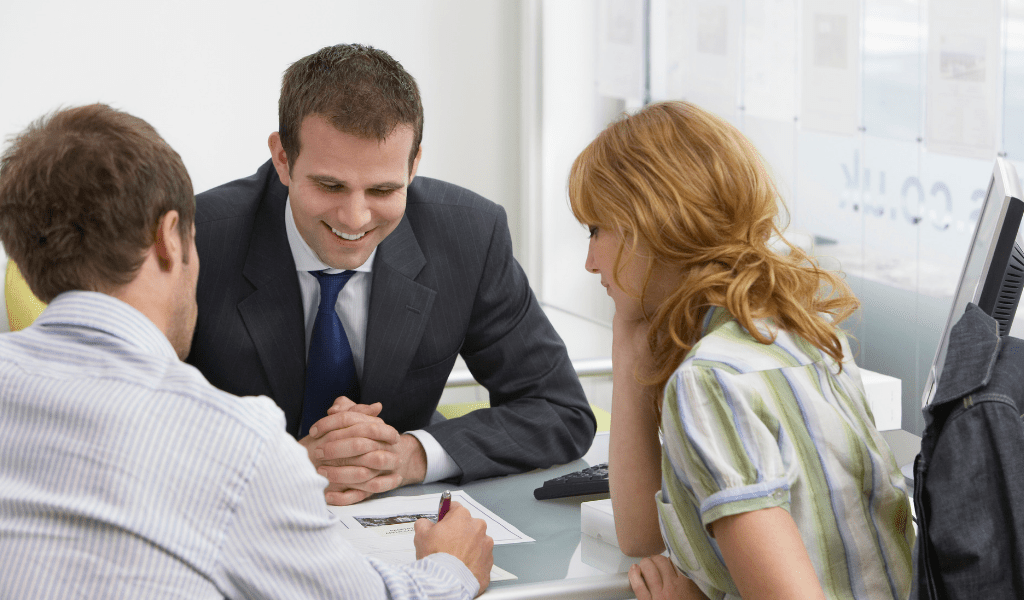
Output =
[{"x1": 378, "y1": 432, "x2": 636, "y2": 599}]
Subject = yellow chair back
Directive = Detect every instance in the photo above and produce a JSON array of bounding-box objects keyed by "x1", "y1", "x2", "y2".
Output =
[
  {"x1": 5, "y1": 260, "x2": 46, "y2": 332},
  {"x1": 437, "y1": 401, "x2": 611, "y2": 433}
]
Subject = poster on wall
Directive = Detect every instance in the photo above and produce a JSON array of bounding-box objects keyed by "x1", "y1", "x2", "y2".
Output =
[
  {"x1": 926, "y1": 0, "x2": 1001, "y2": 159},
  {"x1": 597, "y1": 0, "x2": 646, "y2": 102},
  {"x1": 861, "y1": 0, "x2": 922, "y2": 142},
  {"x1": 1002, "y1": 2, "x2": 1024, "y2": 161},
  {"x1": 664, "y1": 0, "x2": 742, "y2": 122},
  {"x1": 800, "y1": 0, "x2": 861, "y2": 136},
  {"x1": 744, "y1": 0, "x2": 798, "y2": 122}
]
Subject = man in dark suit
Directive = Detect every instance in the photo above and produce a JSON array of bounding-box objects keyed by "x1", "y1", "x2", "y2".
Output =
[{"x1": 187, "y1": 44, "x2": 595, "y2": 505}]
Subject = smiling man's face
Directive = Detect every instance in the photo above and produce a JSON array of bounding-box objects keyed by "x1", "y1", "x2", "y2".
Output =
[{"x1": 270, "y1": 115, "x2": 419, "y2": 270}]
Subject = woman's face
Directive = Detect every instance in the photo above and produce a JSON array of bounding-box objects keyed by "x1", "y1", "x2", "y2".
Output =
[{"x1": 584, "y1": 225, "x2": 648, "y2": 319}]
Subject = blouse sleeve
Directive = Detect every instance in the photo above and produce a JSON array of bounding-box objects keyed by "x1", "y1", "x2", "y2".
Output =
[{"x1": 661, "y1": 362, "x2": 800, "y2": 528}]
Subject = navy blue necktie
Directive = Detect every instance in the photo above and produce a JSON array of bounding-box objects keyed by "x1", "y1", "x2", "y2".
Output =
[{"x1": 300, "y1": 270, "x2": 359, "y2": 437}]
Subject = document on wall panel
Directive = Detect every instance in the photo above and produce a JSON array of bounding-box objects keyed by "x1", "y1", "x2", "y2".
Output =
[
  {"x1": 800, "y1": 0, "x2": 861, "y2": 136},
  {"x1": 597, "y1": 0, "x2": 646, "y2": 102},
  {"x1": 664, "y1": 0, "x2": 742, "y2": 121},
  {"x1": 860, "y1": 0, "x2": 923, "y2": 142},
  {"x1": 926, "y1": 0, "x2": 1001, "y2": 159},
  {"x1": 1001, "y1": 0, "x2": 1024, "y2": 161},
  {"x1": 743, "y1": 0, "x2": 798, "y2": 122}
]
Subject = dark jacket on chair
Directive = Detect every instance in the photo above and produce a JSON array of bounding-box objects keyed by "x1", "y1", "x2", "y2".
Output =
[{"x1": 914, "y1": 302, "x2": 1024, "y2": 599}]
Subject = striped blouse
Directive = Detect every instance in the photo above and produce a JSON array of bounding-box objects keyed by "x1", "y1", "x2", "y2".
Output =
[
  {"x1": 657, "y1": 306, "x2": 914, "y2": 599},
  {"x1": 0, "y1": 291, "x2": 477, "y2": 599}
]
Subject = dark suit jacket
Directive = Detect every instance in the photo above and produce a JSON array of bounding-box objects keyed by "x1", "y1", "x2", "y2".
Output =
[{"x1": 186, "y1": 160, "x2": 595, "y2": 482}]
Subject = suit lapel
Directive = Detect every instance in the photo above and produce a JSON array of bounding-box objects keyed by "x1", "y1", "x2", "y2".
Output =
[
  {"x1": 362, "y1": 215, "x2": 436, "y2": 404},
  {"x1": 239, "y1": 164, "x2": 307, "y2": 429}
]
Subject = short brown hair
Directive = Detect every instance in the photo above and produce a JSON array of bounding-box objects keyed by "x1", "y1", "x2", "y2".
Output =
[
  {"x1": 0, "y1": 104, "x2": 195, "y2": 303},
  {"x1": 569, "y1": 101, "x2": 859, "y2": 396},
  {"x1": 278, "y1": 43, "x2": 423, "y2": 172}
]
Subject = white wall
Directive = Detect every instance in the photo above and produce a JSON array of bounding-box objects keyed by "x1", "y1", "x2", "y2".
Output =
[
  {"x1": 9, "y1": 1, "x2": 1020, "y2": 433},
  {"x1": 0, "y1": 0, "x2": 623, "y2": 409},
  {"x1": 530, "y1": 1, "x2": 617, "y2": 330},
  {"x1": 0, "y1": 0, "x2": 523, "y2": 250}
]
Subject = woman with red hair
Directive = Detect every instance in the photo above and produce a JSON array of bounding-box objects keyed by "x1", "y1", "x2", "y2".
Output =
[{"x1": 569, "y1": 101, "x2": 913, "y2": 600}]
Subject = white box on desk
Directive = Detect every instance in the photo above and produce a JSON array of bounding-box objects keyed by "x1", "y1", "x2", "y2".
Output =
[
  {"x1": 861, "y1": 369, "x2": 901, "y2": 431},
  {"x1": 581, "y1": 498, "x2": 617, "y2": 547},
  {"x1": 580, "y1": 499, "x2": 645, "y2": 572}
]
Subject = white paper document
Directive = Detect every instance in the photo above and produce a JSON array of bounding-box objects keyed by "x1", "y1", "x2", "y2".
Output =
[
  {"x1": 667, "y1": 0, "x2": 742, "y2": 121},
  {"x1": 926, "y1": 0, "x2": 1001, "y2": 158},
  {"x1": 597, "y1": 0, "x2": 646, "y2": 101},
  {"x1": 800, "y1": 0, "x2": 861, "y2": 135},
  {"x1": 743, "y1": 0, "x2": 797, "y2": 121},
  {"x1": 328, "y1": 490, "x2": 533, "y2": 582}
]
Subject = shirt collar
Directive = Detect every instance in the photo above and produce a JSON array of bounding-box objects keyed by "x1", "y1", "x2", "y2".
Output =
[
  {"x1": 33, "y1": 290, "x2": 179, "y2": 360},
  {"x1": 284, "y1": 196, "x2": 375, "y2": 274},
  {"x1": 700, "y1": 305, "x2": 734, "y2": 337},
  {"x1": 930, "y1": 302, "x2": 1002, "y2": 409}
]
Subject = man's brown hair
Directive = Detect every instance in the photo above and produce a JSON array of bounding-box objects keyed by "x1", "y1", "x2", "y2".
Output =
[
  {"x1": 0, "y1": 103, "x2": 195, "y2": 303},
  {"x1": 278, "y1": 43, "x2": 423, "y2": 172}
]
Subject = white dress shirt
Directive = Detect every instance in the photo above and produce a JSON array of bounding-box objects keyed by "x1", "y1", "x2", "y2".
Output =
[
  {"x1": 0, "y1": 291, "x2": 477, "y2": 599},
  {"x1": 285, "y1": 198, "x2": 461, "y2": 483}
]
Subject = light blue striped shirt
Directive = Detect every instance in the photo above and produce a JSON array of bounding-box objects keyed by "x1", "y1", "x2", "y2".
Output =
[
  {"x1": 0, "y1": 291, "x2": 478, "y2": 599},
  {"x1": 658, "y1": 307, "x2": 914, "y2": 599}
]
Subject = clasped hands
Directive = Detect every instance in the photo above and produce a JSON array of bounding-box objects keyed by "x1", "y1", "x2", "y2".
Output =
[{"x1": 299, "y1": 397, "x2": 428, "y2": 505}]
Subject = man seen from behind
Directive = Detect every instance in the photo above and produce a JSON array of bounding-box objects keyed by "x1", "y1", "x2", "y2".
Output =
[{"x1": 0, "y1": 104, "x2": 493, "y2": 598}]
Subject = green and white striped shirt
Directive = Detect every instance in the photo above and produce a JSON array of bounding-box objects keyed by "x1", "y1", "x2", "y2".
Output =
[{"x1": 658, "y1": 306, "x2": 914, "y2": 599}]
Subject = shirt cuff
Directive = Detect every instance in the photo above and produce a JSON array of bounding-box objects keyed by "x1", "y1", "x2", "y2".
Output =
[
  {"x1": 422, "y1": 553, "x2": 480, "y2": 599},
  {"x1": 699, "y1": 476, "x2": 791, "y2": 529},
  {"x1": 407, "y1": 429, "x2": 462, "y2": 483}
]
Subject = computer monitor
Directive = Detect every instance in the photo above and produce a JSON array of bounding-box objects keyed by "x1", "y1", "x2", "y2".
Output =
[{"x1": 921, "y1": 157, "x2": 1024, "y2": 408}]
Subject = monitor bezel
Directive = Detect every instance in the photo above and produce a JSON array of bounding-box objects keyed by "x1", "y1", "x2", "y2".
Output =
[{"x1": 921, "y1": 157, "x2": 1024, "y2": 408}]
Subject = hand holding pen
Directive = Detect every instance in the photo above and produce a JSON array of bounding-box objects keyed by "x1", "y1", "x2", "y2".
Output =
[{"x1": 415, "y1": 492, "x2": 494, "y2": 594}]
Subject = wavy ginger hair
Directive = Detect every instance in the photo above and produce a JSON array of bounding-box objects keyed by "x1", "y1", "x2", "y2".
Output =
[{"x1": 569, "y1": 101, "x2": 859, "y2": 397}]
